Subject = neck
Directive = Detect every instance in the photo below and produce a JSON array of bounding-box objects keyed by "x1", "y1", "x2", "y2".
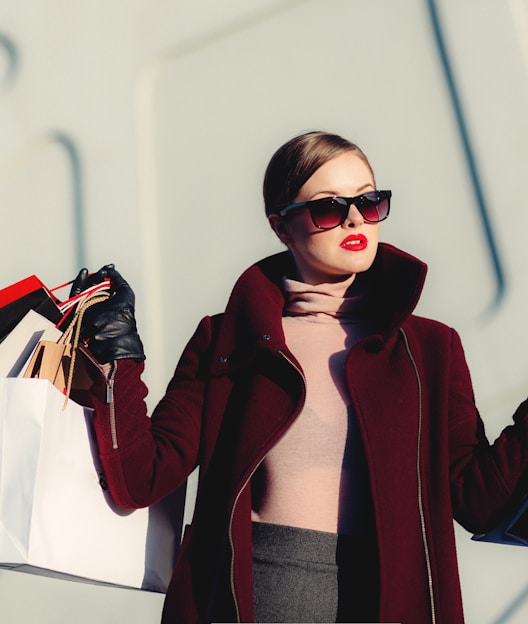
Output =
[{"x1": 294, "y1": 273, "x2": 357, "y2": 298}]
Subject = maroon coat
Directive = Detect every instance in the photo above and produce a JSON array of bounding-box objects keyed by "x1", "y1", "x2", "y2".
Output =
[{"x1": 90, "y1": 243, "x2": 528, "y2": 623}]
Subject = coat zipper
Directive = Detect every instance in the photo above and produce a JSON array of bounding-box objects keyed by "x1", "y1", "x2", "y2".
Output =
[
  {"x1": 400, "y1": 328, "x2": 437, "y2": 624},
  {"x1": 227, "y1": 349, "x2": 306, "y2": 623},
  {"x1": 78, "y1": 346, "x2": 119, "y2": 450},
  {"x1": 105, "y1": 362, "x2": 118, "y2": 449},
  {"x1": 73, "y1": 349, "x2": 118, "y2": 493}
]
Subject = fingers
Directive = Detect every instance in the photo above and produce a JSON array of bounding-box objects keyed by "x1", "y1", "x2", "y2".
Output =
[
  {"x1": 70, "y1": 264, "x2": 116, "y2": 297},
  {"x1": 69, "y1": 268, "x2": 89, "y2": 297},
  {"x1": 103, "y1": 267, "x2": 134, "y2": 302},
  {"x1": 104, "y1": 266, "x2": 127, "y2": 288},
  {"x1": 90, "y1": 264, "x2": 115, "y2": 285}
]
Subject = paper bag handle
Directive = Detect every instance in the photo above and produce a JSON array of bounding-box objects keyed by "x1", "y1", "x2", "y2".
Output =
[{"x1": 24, "y1": 290, "x2": 109, "y2": 409}]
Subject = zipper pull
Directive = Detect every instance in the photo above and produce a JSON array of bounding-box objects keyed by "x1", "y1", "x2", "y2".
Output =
[
  {"x1": 106, "y1": 377, "x2": 114, "y2": 404},
  {"x1": 106, "y1": 362, "x2": 117, "y2": 404}
]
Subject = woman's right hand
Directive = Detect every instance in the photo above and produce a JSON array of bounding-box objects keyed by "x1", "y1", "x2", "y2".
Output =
[{"x1": 71, "y1": 264, "x2": 146, "y2": 365}]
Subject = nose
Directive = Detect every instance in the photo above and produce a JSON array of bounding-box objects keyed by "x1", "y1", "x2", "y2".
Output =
[{"x1": 342, "y1": 204, "x2": 364, "y2": 228}]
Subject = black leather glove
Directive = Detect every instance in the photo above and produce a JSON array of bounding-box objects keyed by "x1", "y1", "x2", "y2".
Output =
[
  {"x1": 70, "y1": 264, "x2": 145, "y2": 364},
  {"x1": 69, "y1": 266, "x2": 106, "y2": 297}
]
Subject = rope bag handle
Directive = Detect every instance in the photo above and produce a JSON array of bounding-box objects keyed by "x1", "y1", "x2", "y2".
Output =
[{"x1": 61, "y1": 290, "x2": 110, "y2": 409}]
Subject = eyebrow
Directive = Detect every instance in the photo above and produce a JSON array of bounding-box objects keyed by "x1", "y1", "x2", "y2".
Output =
[
  {"x1": 356, "y1": 183, "x2": 375, "y2": 193},
  {"x1": 308, "y1": 182, "x2": 375, "y2": 201}
]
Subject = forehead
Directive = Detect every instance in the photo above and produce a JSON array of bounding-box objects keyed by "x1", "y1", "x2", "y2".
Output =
[{"x1": 298, "y1": 152, "x2": 375, "y2": 199}]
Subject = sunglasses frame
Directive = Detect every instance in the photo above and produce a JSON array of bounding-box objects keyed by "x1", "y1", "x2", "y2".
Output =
[{"x1": 278, "y1": 190, "x2": 392, "y2": 230}]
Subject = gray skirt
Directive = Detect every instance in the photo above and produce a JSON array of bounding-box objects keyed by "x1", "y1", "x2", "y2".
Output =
[{"x1": 252, "y1": 522, "x2": 379, "y2": 623}]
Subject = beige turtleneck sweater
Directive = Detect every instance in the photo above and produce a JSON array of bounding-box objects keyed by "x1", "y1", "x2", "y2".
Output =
[{"x1": 251, "y1": 278, "x2": 376, "y2": 536}]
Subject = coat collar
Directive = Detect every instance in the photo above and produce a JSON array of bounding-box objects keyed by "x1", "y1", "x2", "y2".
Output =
[{"x1": 210, "y1": 243, "x2": 427, "y2": 372}]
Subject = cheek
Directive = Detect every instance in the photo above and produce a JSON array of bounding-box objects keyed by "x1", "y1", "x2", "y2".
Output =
[
  {"x1": 365, "y1": 227, "x2": 380, "y2": 263},
  {"x1": 292, "y1": 211, "x2": 316, "y2": 232},
  {"x1": 366, "y1": 224, "x2": 380, "y2": 245},
  {"x1": 284, "y1": 215, "x2": 317, "y2": 244}
]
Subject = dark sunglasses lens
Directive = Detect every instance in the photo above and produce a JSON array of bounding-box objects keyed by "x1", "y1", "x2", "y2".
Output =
[
  {"x1": 310, "y1": 198, "x2": 347, "y2": 229},
  {"x1": 358, "y1": 192, "x2": 390, "y2": 222}
]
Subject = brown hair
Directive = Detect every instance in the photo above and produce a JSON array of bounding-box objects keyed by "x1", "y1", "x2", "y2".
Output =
[{"x1": 263, "y1": 130, "x2": 374, "y2": 216}]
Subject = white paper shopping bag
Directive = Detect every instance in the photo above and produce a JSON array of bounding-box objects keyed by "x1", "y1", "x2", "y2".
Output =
[{"x1": 0, "y1": 378, "x2": 184, "y2": 591}]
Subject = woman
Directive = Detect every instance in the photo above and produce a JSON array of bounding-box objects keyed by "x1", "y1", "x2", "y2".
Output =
[{"x1": 77, "y1": 131, "x2": 528, "y2": 623}]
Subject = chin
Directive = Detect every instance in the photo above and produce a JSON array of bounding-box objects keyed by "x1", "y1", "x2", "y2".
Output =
[{"x1": 344, "y1": 261, "x2": 373, "y2": 275}]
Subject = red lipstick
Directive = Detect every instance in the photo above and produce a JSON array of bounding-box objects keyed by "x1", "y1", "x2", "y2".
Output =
[{"x1": 340, "y1": 234, "x2": 368, "y2": 251}]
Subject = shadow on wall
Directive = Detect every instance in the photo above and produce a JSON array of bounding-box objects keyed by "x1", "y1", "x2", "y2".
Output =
[{"x1": 0, "y1": 31, "x2": 86, "y2": 272}]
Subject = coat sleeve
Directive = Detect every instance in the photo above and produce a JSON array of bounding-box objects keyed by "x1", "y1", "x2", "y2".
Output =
[
  {"x1": 89, "y1": 315, "x2": 216, "y2": 509},
  {"x1": 448, "y1": 327, "x2": 528, "y2": 532}
]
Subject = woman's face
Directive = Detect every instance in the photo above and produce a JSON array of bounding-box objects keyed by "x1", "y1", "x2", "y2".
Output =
[{"x1": 269, "y1": 151, "x2": 380, "y2": 286}]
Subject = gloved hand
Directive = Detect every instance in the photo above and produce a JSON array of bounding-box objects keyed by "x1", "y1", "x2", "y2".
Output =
[
  {"x1": 70, "y1": 264, "x2": 145, "y2": 364},
  {"x1": 69, "y1": 265, "x2": 107, "y2": 297}
]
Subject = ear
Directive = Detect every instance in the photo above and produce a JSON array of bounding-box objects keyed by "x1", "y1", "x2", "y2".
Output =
[{"x1": 268, "y1": 214, "x2": 291, "y2": 245}]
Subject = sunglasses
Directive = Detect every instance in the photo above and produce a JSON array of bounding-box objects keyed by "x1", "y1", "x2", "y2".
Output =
[{"x1": 278, "y1": 190, "x2": 391, "y2": 230}]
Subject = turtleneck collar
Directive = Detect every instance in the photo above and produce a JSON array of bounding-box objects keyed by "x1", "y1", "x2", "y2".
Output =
[{"x1": 283, "y1": 276, "x2": 370, "y2": 321}]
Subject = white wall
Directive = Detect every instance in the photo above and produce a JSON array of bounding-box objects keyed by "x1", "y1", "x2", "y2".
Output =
[{"x1": 1, "y1": 0, "x2": 528, "y2": 621}]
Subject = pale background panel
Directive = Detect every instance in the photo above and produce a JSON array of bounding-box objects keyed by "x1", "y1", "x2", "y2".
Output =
[{"x1": 1, "y1": 0, "x2": 528, "y2": 622}]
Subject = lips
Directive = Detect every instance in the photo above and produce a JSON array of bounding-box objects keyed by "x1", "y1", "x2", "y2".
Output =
[{"x1": 340, "y1": 234, "x2": 368, "y2": 251}]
